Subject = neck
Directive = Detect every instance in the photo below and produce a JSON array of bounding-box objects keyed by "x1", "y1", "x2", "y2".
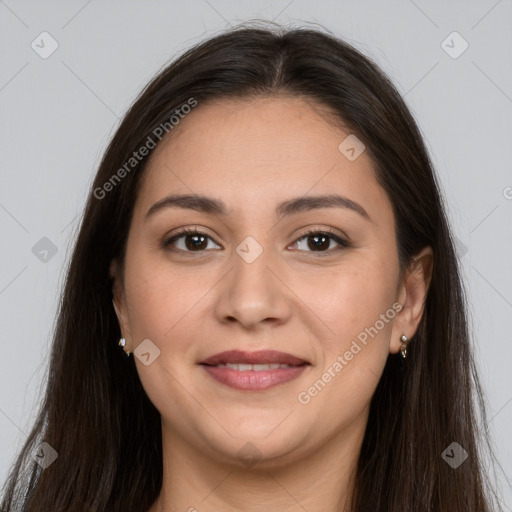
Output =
[{"x1": 148, "y1": 411, "x2": 367, "y2": 512}]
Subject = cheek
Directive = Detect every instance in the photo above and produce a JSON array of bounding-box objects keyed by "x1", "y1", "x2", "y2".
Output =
[
  {"x1": 297, "y1": 258, "x2": 397, "y2": 406},
  {"x1": 124, "y1": 267, "x2": 169, "y2": 340},
  {"x1": 124, "y1": 238, "x2": 179, "y2": 326},
  {"x1": 122, "y1": 256, "x2": 207, "y2": 420},
  {"x1": 297, "y1": 256, "x2": 398, "y2": 342},
  {"x1": 123, "y1": 251, "x2": 219, "y2": 358}
]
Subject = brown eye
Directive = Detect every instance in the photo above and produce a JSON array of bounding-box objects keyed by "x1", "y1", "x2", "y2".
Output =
[
  {"x1": 163, "y1": 229, "x2": 220, "y2": 253},
  {"x1": 162, "y1": 228, "x2": 350, "y2": 256},
  {"x1": 292, "y1": 230, "x2": 350, "y2": 254}
]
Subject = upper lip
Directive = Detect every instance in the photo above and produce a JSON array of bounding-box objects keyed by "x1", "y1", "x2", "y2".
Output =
[{"x1": 199, "y1": 350, "x2": 309, "y2": 366}]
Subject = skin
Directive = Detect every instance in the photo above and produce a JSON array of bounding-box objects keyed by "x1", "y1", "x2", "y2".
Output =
[{"x1": 111, "y1": 96, "x2": 433, "y2": 512}]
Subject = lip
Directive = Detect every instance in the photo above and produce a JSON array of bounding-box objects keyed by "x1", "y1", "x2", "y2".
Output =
[
  {"x1": 201, "y1": 364, "x2": 309, "y2": 390},
  {"x1": 199, "y1": 350, "x2": 310, "y2": 391},
  {"x1": 199, "y1": 350, "x2": 308, "y2": 366}
]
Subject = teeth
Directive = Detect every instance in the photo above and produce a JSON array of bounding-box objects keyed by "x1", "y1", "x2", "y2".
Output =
[{"x1": 216, "y1": 363, "x2": 295, "y2": 371}]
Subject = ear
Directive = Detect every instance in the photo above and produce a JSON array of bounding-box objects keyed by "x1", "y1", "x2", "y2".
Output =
[
  {"x1": 110, "y1": 259, "x2": 133, "y2": 351},
  {"x1": 390, "y1": 246, "x2": 434, "y2": 354}
]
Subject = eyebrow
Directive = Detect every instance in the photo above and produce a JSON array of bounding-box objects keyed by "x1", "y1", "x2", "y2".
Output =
[{"x1": 145, "y1": 193, "x2": 370, "y2": 221}]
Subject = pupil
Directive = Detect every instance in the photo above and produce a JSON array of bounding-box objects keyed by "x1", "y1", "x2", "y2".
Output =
[
  {"x1": 309, "y1": 235, "x2": 328, "y2": 251},
  {"x1": 186, "y1": 234, "x2": 207, "y2": 250}
]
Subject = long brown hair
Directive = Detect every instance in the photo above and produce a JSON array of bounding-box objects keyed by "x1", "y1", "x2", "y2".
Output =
[{"x1": 1, "y1": 21, "x2": 503, "y2": 511}]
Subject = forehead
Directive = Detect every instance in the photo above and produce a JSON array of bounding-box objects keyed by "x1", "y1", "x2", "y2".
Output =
[{"x1": 135, "y1": 96, "x2": 392, "y2": 224}]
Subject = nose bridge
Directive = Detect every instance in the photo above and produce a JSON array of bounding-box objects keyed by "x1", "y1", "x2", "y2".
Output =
[
  {"x1": 215, "y1": 233, "x2": 291, "y2": 327},
  {"x1": 232, "y1": 233, "x2": 278, "y2": 301},
  {"x1": 234, "y1": 234, "x2": 273, "y2": 288}
]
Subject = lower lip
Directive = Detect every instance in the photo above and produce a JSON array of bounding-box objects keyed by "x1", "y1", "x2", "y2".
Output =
[{"x1": 201, "y1": 364, "x2": 309, "y2": 390}]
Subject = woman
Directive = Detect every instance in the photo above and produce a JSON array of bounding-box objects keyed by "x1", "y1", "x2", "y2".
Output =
[{"x1": 0, "y1": 22, "x2": 502, "y2": 511}]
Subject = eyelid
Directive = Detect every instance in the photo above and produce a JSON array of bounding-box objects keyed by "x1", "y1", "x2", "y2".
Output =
[{"x1": 162, "y1": 226, "x2": 351, "y2": 255}]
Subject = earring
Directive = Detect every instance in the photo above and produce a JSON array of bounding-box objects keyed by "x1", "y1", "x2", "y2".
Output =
[
  {"x1": 400, "y1": 335, "x2": 410, "y2": 359},
  {"x1": 118, "y1": 337, "x2": 131, "y2": 356}
]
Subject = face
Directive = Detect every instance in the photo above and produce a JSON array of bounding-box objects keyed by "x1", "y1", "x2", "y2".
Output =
[{"x1": 111, "y1": 96, "x2": 428, "y2": 468}]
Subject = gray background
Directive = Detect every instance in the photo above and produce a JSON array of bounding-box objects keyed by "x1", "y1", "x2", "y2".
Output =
[{"x1": 1, "y1": 0, "x2": 511, "y2": 508}]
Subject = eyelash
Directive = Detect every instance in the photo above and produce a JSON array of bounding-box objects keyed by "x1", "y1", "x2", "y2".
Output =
[{"x1": 162, "y1": 227, "x2": 351, "y2": 257}]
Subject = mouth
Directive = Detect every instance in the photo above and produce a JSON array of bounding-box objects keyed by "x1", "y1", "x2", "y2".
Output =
[
  {"x1": 199, "y1": 349, "x2": 309, "y2": 366},
  {"x1": 199, "y1": 350, "x2": 310, "y2": 391}
]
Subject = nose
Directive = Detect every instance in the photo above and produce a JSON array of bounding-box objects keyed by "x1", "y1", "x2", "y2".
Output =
[{"x1": 214, "y1": 239, "x2": 293, "y2": 330}]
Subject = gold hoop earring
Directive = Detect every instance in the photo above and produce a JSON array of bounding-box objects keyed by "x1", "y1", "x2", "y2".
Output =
[
  {"x1": 400, "y1": 334, "x2": 409, "y2": 359},
  {"x1": 118, "y1": 337, "x2": 131, "y2": 356}
]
